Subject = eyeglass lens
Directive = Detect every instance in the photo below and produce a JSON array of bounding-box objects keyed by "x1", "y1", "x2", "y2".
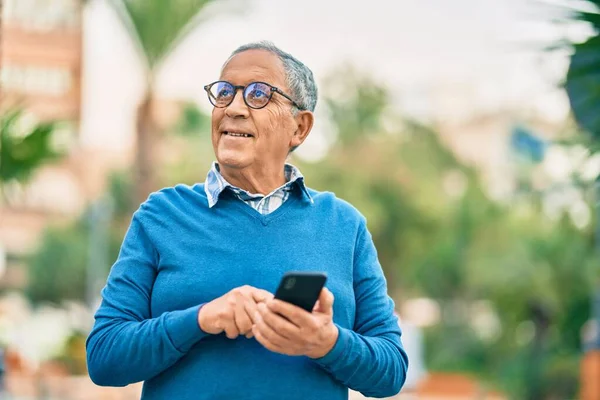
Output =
[{"x1": 208, "y1": 82, "x2": 272, "y2": 109}]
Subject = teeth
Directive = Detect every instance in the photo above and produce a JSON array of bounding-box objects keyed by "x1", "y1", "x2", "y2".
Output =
[{"x1": 225, "y1": 132, "x2": 252, "y2": 137}]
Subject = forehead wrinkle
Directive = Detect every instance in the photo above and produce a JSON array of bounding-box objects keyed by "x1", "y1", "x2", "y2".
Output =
[
  {"x1": 221, "y1": 67, "x2": 286, "y2": 88},
  {"x1": 220, "y1": 51, "x2": 288, "y2": 91}
]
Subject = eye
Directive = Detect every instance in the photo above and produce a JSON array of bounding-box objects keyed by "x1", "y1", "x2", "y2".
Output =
[
  {"x1": 244, "y1": 83, "x2": 272, "y2": 108},
  {"x1": 248, "y1": 83, "x2": 271, "y2": 99},
  {"x1": 252, "y1": 88, "x2": 267, "y2": 98},
  {"x1": 247, "y1": 88, "x2": 267, "y2": 101},
  {"x1": 217, "y1": 87, "x2": 233, "y2": 98}
]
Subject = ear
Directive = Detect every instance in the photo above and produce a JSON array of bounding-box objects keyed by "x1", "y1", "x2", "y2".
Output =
[{"x1": 290, "y1": 110, "x2": 314, "y2": 149}]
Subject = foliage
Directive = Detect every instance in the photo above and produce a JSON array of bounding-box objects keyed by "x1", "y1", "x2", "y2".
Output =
[
  {"x1": 174, "y1": 102, "x2": 212, "y2": 137},
  {"x1": 296, "y1": 68, "x2": 594, "y2": 398},
  {"x1": 155, "y1": 68, "x2": 593, "y2": 397},
  {"x1": 564, "y1": 1, "x2": 600, "y2": 140},
  {"x1": 26, "y1": 64, "x2": 595, "y2": 398},
  {"x1": 0, "y1": 109, "x2": 61, "y2": 187},
  {"x1": 108, "y1": 0, "x2": 218, "y2": 71},
  {"x1": 26, "y1": 175, "x2": 128, "y2": 305},
  {"x1": 107, "y1": 0, "x2": 220, "y2": 205},
  {"x1": 106, "y1": 169, "x2": 135, "y2": 219},
  {"x1": 52, "y1": 331, "x2": 88, "y2": 375},
  {"x1": 26, "y1": 220, "x2": 89, "y2": 304}
]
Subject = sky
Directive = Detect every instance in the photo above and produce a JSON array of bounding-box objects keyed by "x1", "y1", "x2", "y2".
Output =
[
  {"x1": 160, "y1": 0, "x2": 582, "y2": 115},
  {"x1": 80, "y1": 0, "x2": 591, "y2": 155}
]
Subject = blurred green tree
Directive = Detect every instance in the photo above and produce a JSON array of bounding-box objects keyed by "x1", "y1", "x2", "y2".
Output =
[
  {"x1": 159, "y1": 102, "x2": 214, "y2": 186},
  {"x1": 27, "y1": 220, "x2": 90, "y2": 304},
  {"x1": 564, "y1": 1, "x2": 600, "y2": 141},
  {"x1": 295, "y1": 66, "x2": 595, "y2": 398},
  {"x1": 107, "y1": 0, "x2": 220, "y2": 205},
  {"x1": 24, "y1": 100, "x2": 212, "y2": 304},
  {"x1": 26, "y1": 172, "x2": 128, "y2": 305},
  {"x1": 24, "y1": 62, "x2": 595, "y2": 398},
  {"x1": 0, "y1": 110, "x2": 61, "y2": 198}
]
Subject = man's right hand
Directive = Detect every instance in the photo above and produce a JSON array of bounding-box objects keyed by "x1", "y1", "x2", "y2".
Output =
[{"x1": 198, "y1": 286, "x2": 273, "y2": 339}]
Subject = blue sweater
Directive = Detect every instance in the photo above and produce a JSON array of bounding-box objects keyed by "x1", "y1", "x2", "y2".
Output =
[{"x1": 86, "y1": 183, "x2": 408, "y2": 400}]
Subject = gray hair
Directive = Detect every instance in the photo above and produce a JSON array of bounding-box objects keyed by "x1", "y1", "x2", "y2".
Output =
[{"x1": 223, "y1": 41, "x2": 318, "y2": 113}]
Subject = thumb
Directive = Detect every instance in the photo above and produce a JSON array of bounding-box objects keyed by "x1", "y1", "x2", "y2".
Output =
[
  {"x1": 316, "y1": 288, "x2": 334, "y2": 314},
  {"x1": 312, "y1": 300, "x2": 320, "y2": 312}
]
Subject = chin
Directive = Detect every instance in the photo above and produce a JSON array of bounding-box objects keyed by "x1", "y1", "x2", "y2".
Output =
[{"x1": 216, "y1": 151, "x2": 252, "y2": 170}]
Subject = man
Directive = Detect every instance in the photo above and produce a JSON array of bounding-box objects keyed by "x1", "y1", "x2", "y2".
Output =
[{"x1": 86, "y1": 41, "x2": 408, "y2": 400}]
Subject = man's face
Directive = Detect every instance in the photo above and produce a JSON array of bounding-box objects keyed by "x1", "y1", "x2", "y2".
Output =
[{"x1": 211, "y1": 50, "x2": 298, "y2": 172}]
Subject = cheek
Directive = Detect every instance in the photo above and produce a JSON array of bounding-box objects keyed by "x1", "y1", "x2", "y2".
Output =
[
  {"x1": 211, "y1": 109, "x2": 223, "y2": 132},
  {"x1": 211, "y1": 110, "x2": 225, "y2": 144},
  {"x1": 255, "y1": 107, "x2": 293, "y2": 144}
]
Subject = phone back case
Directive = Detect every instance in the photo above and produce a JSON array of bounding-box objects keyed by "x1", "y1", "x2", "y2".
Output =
[{"x1": 274, "y1": 272, "x2": 327, "y2": 312}]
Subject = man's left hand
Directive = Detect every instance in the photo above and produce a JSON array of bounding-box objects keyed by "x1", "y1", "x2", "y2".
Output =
[{"x1": 252, "y1": 287, "x2": 338, "y2": 359}]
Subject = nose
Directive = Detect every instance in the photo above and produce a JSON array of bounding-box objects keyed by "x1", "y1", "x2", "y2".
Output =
[{"x1": 225, "y1": 89, "x2": 250, "y2": 119}]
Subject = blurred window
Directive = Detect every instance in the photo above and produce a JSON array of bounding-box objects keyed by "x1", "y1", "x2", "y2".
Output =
[
  {"x1": 4, "y1": 0, "x2": 80, "y2": 31},
  {"x1": 0, "y1": 65, "x2": 72, "y2": 96}
]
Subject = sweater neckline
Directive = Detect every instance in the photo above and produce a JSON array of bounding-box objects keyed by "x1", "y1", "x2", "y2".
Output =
[{"x1": 225, "y1": 189, "x2": 301, "y2": 226}]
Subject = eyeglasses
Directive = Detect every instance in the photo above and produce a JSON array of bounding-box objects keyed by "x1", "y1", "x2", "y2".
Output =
[{"x1": 204, "y1": 81, "x2": 303, "y2": 110}]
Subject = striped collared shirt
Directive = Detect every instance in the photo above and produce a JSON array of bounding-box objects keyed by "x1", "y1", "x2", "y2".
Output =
[{"x1": 204, "y1": 162, "x2": 313, "y2": 215}]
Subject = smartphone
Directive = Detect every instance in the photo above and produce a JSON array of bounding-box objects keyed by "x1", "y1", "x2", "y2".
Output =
[{"x1": 274, "y1": 272, "x2": 327, "y2": 312}]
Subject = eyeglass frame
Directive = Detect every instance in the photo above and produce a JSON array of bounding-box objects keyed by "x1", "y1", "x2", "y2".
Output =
[{"x1": 203, "y1": 80, "x2": 304, "y2": 110}]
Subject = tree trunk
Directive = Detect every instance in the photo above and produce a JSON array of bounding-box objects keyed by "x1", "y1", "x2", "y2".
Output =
[
  {"x1": 526, "y1": 301, "x2": 551, "y2": 400},
  {"x1": 134, "y1": 90, "x2": 157, "y2": 207}
]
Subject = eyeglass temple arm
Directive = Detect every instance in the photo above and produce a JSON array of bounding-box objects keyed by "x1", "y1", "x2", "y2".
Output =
[{"x1": 273, "y1": 87, "x2": 303, "y2": 110}]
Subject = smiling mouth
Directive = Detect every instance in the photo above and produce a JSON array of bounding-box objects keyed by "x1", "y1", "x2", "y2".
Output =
[{"x1": 223, "y1": 131, "x2": 254, "y2": 138}]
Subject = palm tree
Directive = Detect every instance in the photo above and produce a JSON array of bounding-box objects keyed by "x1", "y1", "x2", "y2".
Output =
[
  {"x1": 561, "y1": 3, "x2": 600, "y2": 388},
  {"x1": 564, "y1": 0, "x2": 600, "y2": 141},
  {"x1": 106, "y1": 0, "x2": 219, "y2": 205}
]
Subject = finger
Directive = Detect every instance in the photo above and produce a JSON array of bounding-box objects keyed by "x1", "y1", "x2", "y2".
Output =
[
  {"x1": 222, "y1": 319, "x2": 240, "y2": 339},
  {"x1": 234, "y1": 297, "x2": 253, "y2": 334},
  {"x1": 267, "y1": 299, "x2": 312, "y2": 327},
  {"x1": 254, "y1": 311, "x2": 288, "y2": 348},
  {"x1": 245, "y1": 299, "x2": 260, "y2": 324},
  {"x1": 258, "y1": 303, "x2": 299, "y2": 340},
  {"x1": 316, "y1": 288, "x2": 334, "y2": 314},
  {"x1": 251, "y1": 288, "x2": 274, "y2": 303},
  {"x1": 312, "y1": 300, "x2": 320, "y2": 312},
  {"x1": 245, "y1": 331, "x2": 254, "y2": 339},
  {"x1": 253, "y1": 326, "x2": 286, "y2": 354}
]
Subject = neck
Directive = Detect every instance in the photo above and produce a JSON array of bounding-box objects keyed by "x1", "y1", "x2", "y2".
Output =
[{"x1": 218, "y1": 163, "x2": 287, "y2": 195}]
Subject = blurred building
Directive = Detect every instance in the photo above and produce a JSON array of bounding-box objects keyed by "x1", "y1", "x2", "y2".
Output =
[
  {"x1": 0, "y1": 0, "x2": 85, "y2": 287},
  {"x1": 0, "y1": 0, "x2": 185, "y2": 289},
  {"x1": 1, "y1": 0, "x2": 82, "y2": 120},
  {"x1": 428, "y1": 80, "x2": 568, "y2": 203}
]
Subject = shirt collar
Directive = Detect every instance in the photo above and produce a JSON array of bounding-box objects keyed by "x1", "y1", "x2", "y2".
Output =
[{"x1": 204, "y1": 162, "x2": 313, "y2": 208}]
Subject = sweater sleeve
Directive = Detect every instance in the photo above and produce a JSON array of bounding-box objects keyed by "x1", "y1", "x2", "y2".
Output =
[
  {"x1": 312, "y1": 218, "x2": 409, "y2": 398},
  {"x1": 85, "y1": 212, "x2": 209, "y2": 387}
]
